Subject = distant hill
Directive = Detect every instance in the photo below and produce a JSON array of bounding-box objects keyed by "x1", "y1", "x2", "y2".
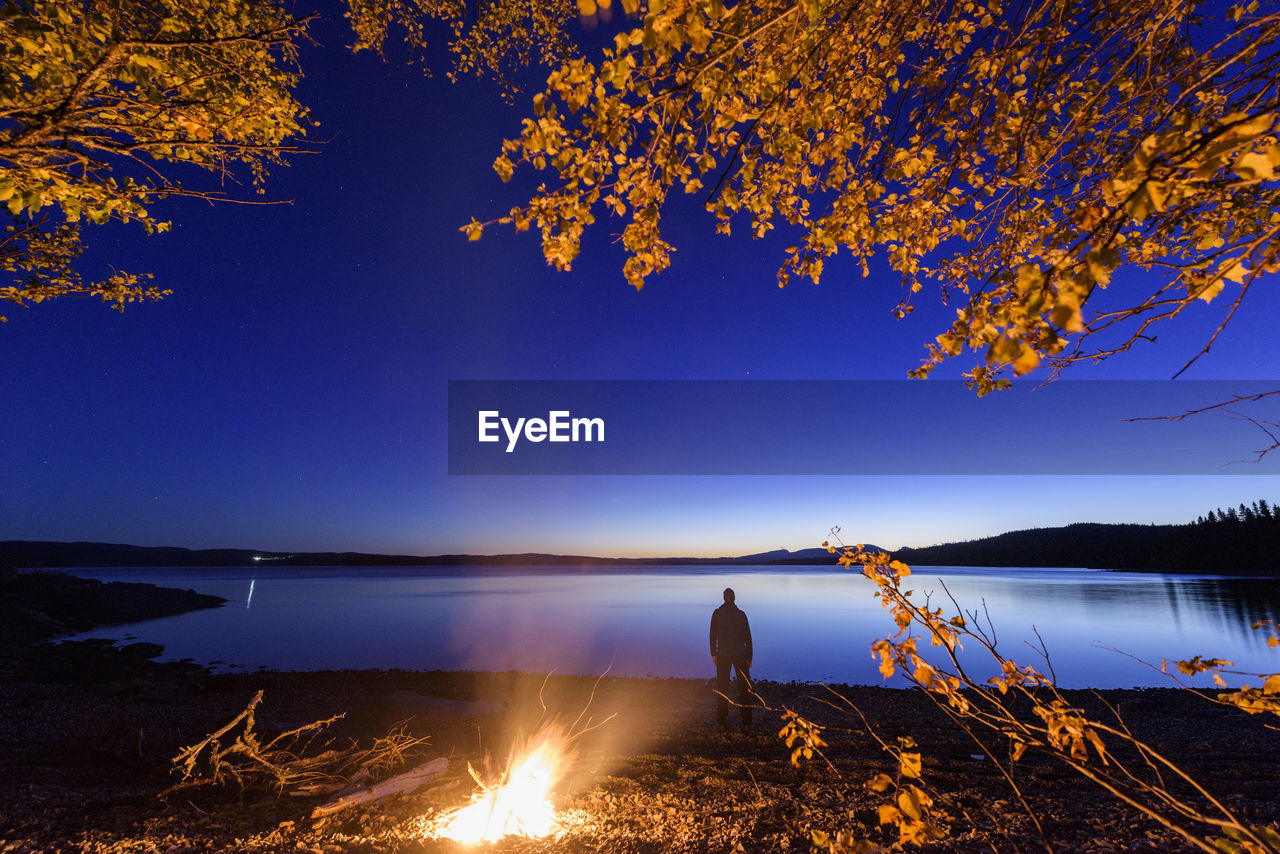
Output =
[
  {"x1": 0, "y1": 541, "x2": 870, "y2": 569},
  {"x1": 6, "y1": 510, "x2": 1277, "y2": 574},
  {"x1": 893, "y1": 520, "x2": 1280, "y2": 575},
  {"x1": 765, "y1": 546, "x2": 871, "y2": 565},
  {"x1": 894, "y1": 523, "x2": 1168, "y2": 569}
]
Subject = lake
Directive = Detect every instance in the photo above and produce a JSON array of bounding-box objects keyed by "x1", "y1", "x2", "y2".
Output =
[{"x1": 61, "y1": 565, "x2": 1280, "y2": 688}]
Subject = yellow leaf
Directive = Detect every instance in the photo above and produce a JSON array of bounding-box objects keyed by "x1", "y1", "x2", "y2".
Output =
[
  {"x1": 878, "y1": 804, "x2": 900, "y2": 825},
  {"x1": 1194, "y1": 276, "x2": 1225, "y2": 303},
  {"x1": 898, "y1": 788, "x2": 922, "y2": 820},
  {"x1": 1012, "y1": 343, "x2": 1040, "y2": 376},
  {"x1": 866, "y1": 773, "x2": 894, "y2": 793},
  {"x1": 1124, "y1": 185, "x2": 1152, "y2": 222},
  {"x1": 1050, "y1": 302, "x2": 1083, "y2": 332},
  {"x1": 1220, "y1": 259, "x2": 1250, "y2": 284},
  {"x1": 1234, "y1": 150, "x2": 1275, "y2": 182},
  {"x1": 1016, "y1": 263, "x2": 1043, "y2": 293}
]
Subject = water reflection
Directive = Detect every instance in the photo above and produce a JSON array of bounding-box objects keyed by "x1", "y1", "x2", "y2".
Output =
[
  {"x1": 63, "y1": 565, "x2": 1280, "y2": 688},
  {"x1": 864, "y1": 568, "x2": 1280, "y2": 686},
  {"x1": 1182, "y1": 577, "x2": 1280, "y2": 647}
]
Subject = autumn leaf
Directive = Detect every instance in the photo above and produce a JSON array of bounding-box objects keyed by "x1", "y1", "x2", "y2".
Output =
[
  {"x1": 1234, "y1": 150, "x2": 1276, "y2": 182},
  {"x1": 483, "y1": 0, "x2": 1280, "y2": 388}
]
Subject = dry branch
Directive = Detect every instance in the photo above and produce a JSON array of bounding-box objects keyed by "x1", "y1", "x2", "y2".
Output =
[
  {"x1": 167, "y1": 690, "x2": 430, "y2": 799},
  {"x1": 310, "y1": 757, "x2": 449, "y2": 818}
]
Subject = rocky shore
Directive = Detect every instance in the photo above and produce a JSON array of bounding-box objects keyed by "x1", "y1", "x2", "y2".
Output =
[{"x1": 0, "y1": 570, "x2": 226, "y2": 647}]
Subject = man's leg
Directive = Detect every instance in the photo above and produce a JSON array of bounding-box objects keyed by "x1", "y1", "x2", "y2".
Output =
[
  {"x1": 716, "y1": 658, "x2": 732, "y2": 729},
  {"x1": 735, "y1": 660, "x2": 753, "y2": 731}
]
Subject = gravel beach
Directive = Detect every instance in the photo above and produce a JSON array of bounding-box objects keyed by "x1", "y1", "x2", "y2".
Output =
[{"x1": 2, "y1": 642, "x2": 1278, "y2": 854}]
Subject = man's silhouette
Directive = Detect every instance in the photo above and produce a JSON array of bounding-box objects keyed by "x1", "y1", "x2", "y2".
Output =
[{"x1": 709, "y1": 587, "x2": 753, "y2": 732}]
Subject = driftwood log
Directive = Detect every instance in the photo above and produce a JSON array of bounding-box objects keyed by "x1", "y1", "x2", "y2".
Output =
[{"x1": 310, "y1": 757, "x2": 450, "y2": 818}]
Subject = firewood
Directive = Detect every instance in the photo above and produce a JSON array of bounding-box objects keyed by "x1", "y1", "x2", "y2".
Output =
[{"x1": 310, "y1": 757, "x2": 449, "y2": 818}]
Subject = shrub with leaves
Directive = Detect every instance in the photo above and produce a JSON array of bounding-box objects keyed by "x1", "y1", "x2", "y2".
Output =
[
  {"x1": 1169, "y1": 620, "x2": 1280, "y2": 724},
  {"x1": 810, "y1": 531, "x2": 1280, "y2": 854}
]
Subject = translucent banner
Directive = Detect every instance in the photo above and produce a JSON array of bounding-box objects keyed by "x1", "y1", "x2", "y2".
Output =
[{"x1": 447, "y1": 380, "x2": 1280, "y2": 474}]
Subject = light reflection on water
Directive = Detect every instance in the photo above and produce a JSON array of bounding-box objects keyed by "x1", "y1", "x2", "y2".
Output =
[{"x1": 63, "y1": 565, "x2": 1280, "y2": 688}]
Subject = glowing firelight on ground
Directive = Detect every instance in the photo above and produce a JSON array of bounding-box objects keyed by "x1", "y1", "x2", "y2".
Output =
[{"x1": 431, "y1": 727, "x2": 571, "y2": 843}]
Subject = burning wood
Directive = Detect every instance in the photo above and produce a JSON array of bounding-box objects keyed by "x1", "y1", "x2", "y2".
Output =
[{"x1": 429, "y1": 725, "x2": 573, "y2": 843}]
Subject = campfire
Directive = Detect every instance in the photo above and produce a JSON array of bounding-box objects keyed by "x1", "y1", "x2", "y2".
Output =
[{"x1": 430, "y1": 726, "x2": 572, "y2": 843}]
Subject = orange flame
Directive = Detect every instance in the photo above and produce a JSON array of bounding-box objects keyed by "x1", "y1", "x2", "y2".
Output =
[{"x1": 432, "y1": 727, "x2": 571, "y2": 843}]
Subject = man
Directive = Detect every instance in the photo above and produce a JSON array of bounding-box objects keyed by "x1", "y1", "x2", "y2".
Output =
[{"x1": 709, "y1": 587, "x2": 753, "y2": 732}]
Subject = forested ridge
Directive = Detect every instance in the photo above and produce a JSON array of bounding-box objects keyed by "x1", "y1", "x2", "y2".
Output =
[{"x1": 894, "y1": 499, "x2": 1280, "y2": 574}]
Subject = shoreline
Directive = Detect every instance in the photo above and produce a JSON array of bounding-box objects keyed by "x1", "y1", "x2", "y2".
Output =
[{"x1": 0, "y1": 570, "x2": 227, "y2": 647}]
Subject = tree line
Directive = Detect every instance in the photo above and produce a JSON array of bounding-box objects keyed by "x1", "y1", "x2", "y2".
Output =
[
  {"x1": 894, "y1": 498, "x2": 1280, "y2": 574},
  {"x1": 1195, "y1": 498, "x2": 1276, "y2": 525}
]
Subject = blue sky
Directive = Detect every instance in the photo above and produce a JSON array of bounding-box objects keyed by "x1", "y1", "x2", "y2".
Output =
[{"x1": 3, "y1": 13, "x2": 1279, "y2": 558}]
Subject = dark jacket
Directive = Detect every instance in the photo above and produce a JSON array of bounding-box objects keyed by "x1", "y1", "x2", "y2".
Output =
[{"x1": 710, "y1": 602, "x2": 752, "y2": 660}]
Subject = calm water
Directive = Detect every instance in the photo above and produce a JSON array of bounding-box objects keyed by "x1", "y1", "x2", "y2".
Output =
[{"x1": 62, "y1": 565, "x2": 1280, "y2": 688}]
